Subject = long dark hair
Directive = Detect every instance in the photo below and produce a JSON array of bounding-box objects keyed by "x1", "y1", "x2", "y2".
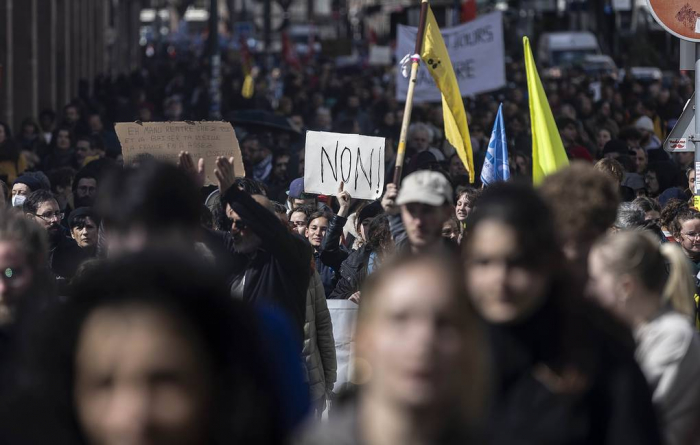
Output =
[
  {"x1": 1, "y1": 250, "x2": 285, "y2": 444},
  {"x1": 463, "y1": 183, "x2": 635, "y2": 379}
]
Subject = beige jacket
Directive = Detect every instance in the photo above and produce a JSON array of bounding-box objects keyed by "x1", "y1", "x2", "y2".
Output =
[{"x1": 303, "y1": 271, "x2": 337, "y2": 401}]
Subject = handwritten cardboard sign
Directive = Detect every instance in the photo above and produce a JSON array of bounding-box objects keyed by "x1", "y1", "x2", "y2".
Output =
[
  {"x1": 304, "y1": 131, "x2": 385, "y2": 200},
  {"x1": 115, "y1": 121, "x2": 245, "y2": 185}
]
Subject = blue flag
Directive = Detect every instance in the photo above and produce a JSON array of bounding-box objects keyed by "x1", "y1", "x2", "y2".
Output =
[{"x1": 480, "y1": 103, "x2": 510, "y2": 186}]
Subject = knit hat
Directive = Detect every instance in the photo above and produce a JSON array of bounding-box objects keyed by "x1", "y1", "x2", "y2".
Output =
[
  {"x1": 602, "y1": 139, "x2": 629, "y2": 157},
  {"x1": 13, "y1": 171, "x2": 50, "y2": 192}
]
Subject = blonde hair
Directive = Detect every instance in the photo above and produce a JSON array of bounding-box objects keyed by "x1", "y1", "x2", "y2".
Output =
[{"x1": 594, "y1": 230, "x2": 695, "y2": 318}]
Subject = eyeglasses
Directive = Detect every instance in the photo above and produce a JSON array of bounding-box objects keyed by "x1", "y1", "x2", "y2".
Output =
[
  {"x1": 35, "y1": 211, "x2": 64, "y2": 222},
  {"x1": 682, "y1": 232, "x2": 700, "y2": 240}
]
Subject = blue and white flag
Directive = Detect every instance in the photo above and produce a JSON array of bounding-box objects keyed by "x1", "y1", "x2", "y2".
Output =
[{"x1": 480, "y1": 103, "x2": 510, "y2": 186}]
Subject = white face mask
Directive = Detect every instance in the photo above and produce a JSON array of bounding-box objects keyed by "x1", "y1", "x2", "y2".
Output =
[{"x1": 11, "y1": 195, "x2": 26, "y2": 207}]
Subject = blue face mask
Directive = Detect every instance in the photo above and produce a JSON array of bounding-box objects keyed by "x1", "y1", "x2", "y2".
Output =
[{"x1": 11, "y1": 195, "x2": 26, "y2": 207}]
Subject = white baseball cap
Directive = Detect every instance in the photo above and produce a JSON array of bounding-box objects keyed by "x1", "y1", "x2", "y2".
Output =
[{"x1": 396, "y1": 170, "x2": 453, "y2": 207}]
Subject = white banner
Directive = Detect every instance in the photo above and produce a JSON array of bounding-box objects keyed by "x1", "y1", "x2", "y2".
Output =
[
  {"x1": 304, "y1": 131, "x2": 385, "y2": 200},
  {"x1": 395, "y1": 11, "x2": 506, "y2": 103},
  {"x1": 327, "y1": 300, "x2": 358, "y2": 395}
]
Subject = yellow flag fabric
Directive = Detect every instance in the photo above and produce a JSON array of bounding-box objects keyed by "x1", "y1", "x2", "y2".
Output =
[
  {"x1": 241, "y1": 73, "x2": 254, "y2": 99},
  {"x1": 420, "y1": 7, "x2": 474, "y2": 183},
  {"x1": 523, "y1": 36, "x2": 568, "y2": 184}
]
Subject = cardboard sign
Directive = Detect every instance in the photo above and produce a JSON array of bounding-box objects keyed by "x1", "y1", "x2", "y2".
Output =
[
  {"x1": 115, "y1": 121, "x2": 245, "y2": 185},
  {"x1": 395, "y1": 11, "x2": 505, "y2": 103},
  {"x1": 304, "y1": 131, "x2": 385, "y2": 200}
]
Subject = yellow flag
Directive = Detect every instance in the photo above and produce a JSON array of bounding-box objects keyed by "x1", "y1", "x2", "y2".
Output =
[
  {"x1": 420, "y1": 6, "x2": 474, "y2": 183},
  {"x1": 523, "y1": 36, "x2": 569, "y2": 184},
  {"x1": 241, "y1": 73, "x2": 254, "y2": 99}
]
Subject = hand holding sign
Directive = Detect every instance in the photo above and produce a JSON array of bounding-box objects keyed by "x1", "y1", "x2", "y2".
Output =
[
  {"x1": 381, "y1": 183, "x2": 399, "y2": 215},
  {"x1": 304, "y1": 131, "x2": 385, "y2": 201},
  {"x1": 337, "y1": 182, "x2": 353, "y2": 218}
]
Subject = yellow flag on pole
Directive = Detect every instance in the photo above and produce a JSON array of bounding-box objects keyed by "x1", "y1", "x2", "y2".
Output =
[
  {"x1": 420, "y1": 7, "x2": 474, "y2": 183},
  {"x1": 523, "y1": 36, "x2": 569, "y2": 184}
]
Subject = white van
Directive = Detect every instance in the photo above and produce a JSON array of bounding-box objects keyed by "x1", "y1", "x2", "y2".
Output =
[{"x1": 537, "y1": 32, "x2": 602, "y2": 67}]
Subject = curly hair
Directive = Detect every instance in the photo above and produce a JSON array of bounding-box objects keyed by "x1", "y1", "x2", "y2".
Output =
[
  {"x1": 672, "y1": 207, "x2": 700, "y2": 239},
  {"x1": 659, "y1": 198, "x2": 688, "y2": 231},
  {"x1": 539, "y1": 162, "x2": 620, "y2": 247},
  {"x1": 593, "y1": 158, "x2": 624, "y2": 184}
]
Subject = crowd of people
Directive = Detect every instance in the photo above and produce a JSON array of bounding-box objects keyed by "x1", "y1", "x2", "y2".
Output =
[{"x1": 0, "y1": 44, "x2": 699, "y2": 444}]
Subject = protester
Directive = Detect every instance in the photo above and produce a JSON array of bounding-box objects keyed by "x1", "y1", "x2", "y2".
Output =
[
  {"x1": 382, "y1": 171, "x2": 454, "y2": 255},
  {"x1": 672, "y1": 208, "x2": 700, "y2": 278},
  {"x1": 589, "y1": 231, "x2": 700, "y2": 445},
  {"x1": 0, "y1": 181, "x2": 8, "y2": 208},
  {"x1": 329, "y1": 215, "x2": 393, "y2": 301},
  {"x1": 24, "y1": 189, "x2": 85, "y2": 285},
  {"x1": 72, "y1": 168, "x2": 98, "y2": 208},
  {"x1": 539, "y1": 163, "x2": 619, "y2": 284},
  {"x1": 11, "y1": 172, "x2": 50, "y2": 207},
  {"x1": 463, "y1": 182, "x2": 663, "y2": 444},
  {"x1": 634, "y1": 196, "x2": 661, "y2": 223},
  {"x1": 215, "y1": 156, "x2": 311, "y2": 337},
  {"x1": 1, "y1": 251, "x2": 286, "y2": 444},
  {"x1": 305, "y1": 210, "x2": 338, "y2": 297},
  {"x1": 97, "y1": 161, "x2": 202, "y2": 256},
  {"x1": 289, "y1": 205, "x2": 313, "y2": 236},
  {"x1": 454, "y1": 186, "x2": 478, "y2": 233},
  {"x1": 300, "y1": 253, "x2": 488, "y2": 444},
  {"x1": 612, "y1": 202, "x2": 647, "y2": 231},
  {"x1": 48, "y1": 167, "x2": 76, "y2": 215},
  {"x1": 660, "y1": 199, "x2": 688, "y2": 243},
  {"x1": 0, "y1": 121, "x2": 27, "y2": 184},
  {"x1": 0, "y1": 209, "x2": 52, "y2": 327},
  {"x1": 67, "y1": 208, "x2": 100, "y2": 257},
  {"x1": 303, "y1": 266, "x2": 337, "y2": 418},
  {"x1": 287, "y1": 177, "x2": 317, "y2": 211}
]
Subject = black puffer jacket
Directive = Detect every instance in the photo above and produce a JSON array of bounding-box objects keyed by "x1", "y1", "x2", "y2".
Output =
[{"x1": 328, "y1": 245, "x2": 372, "y2": 300}]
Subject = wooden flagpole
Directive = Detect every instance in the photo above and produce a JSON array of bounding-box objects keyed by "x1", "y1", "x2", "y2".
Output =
[{"x1": 393, "y1": 0, "x2": 430, "y2": 186}]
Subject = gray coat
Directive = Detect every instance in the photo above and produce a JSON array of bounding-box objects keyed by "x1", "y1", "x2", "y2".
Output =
[{"x1": 303, "y1": 271, "x2": 337, "y2": 401}]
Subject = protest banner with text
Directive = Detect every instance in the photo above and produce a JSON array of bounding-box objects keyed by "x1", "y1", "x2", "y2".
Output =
[
  {"x1": 395, "y1": 11, "x2": 505, "y2": 103},
  {"x1": 304, "y1": 131, "x2": 385, "y2": 200},
  {"x1": 115, "y1": 121, "x2": 245, "y2": 186}
]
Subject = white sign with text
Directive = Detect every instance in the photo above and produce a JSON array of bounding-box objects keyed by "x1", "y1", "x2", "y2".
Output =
[
  {"x1": 304, "y1": 131, "x2": 385, "y2": 200},
  {"x1": 395, "y1": 11, "x2": 505, "y2": 103}
]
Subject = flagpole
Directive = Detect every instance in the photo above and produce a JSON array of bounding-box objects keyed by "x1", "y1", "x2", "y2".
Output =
[{"x1": 393, "y1": 0, "x2": 430, "y2": 186}]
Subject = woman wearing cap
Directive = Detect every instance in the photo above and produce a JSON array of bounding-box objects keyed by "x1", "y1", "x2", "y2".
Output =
[{"x1": 463, "y1": 182, "x2": 662, "y2": 444}]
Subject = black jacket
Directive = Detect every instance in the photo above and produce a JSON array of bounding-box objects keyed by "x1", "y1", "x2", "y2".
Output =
[
  {"x1": 221, "y1": 187, "x2": 311, "y2": 338},
  {"x1": 319, "y1": 215, "x2": 350, "y2": 271},
  {"x1": 486, "y1": 295, "x2": 663, "y2": 445},
  {"x1": 328, "y1": 245, "x2": 372, "y2": 300}
]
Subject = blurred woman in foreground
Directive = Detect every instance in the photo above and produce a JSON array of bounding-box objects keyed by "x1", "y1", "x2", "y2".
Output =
[
  {"x1": 463, "y1": 182, "x2": 662, "y2": 445},
  {"x1": 589, "y1": 231, "x2": 700, "y2": 445},
  {"x1": 301, "y1": 253, "x2": 489, "y2": 444},
  {"x1": 2, "y1": 251, "x2": 285, "y2": 445}
]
